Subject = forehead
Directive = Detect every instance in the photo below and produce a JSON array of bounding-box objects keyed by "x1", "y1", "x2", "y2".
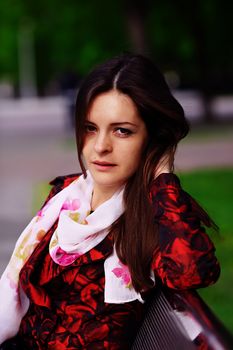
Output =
[{"x1": 87, "y1": 90, "x2": 142, "y2": 124}]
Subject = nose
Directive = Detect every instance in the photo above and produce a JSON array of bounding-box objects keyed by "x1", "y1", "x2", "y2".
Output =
[{"x1": 94, "y1": 132, "x2": 112, "y2": 153}]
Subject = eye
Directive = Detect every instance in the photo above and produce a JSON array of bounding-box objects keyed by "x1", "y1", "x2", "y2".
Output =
[
  {"x1": 85, "y1": 123, "x2": 97, "y2": 133},
  {"x1": 115, "y1": 127, "x2": 133, "y2": 137}
]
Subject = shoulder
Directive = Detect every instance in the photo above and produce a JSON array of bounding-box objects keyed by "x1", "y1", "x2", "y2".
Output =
[
  {"x1": 149, "y1": 172, "x2": 181, "y2": 197},
  {"x1": 49, "y1": 173, "x2": 81, "y2": 189},
  {"x1": 43, "y1": 173, "x2": 82, "y2": 206},
  {"x1": 151, "y1": 172, "x2": 181, "y2": 188}
]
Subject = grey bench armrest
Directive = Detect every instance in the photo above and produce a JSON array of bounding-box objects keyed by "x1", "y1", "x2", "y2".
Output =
[{"x1": 132, "y1": 286, "x2": 233, "y2": 350}]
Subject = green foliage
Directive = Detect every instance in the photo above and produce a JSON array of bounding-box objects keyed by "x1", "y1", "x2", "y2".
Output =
[
  {"x1": 147, "y1": 0, "x2": 233, "y2": 87},
  {"x1": 0, "y1": 0, "x2": 127, "y2": 91},
  {"x1": 0, "y1": 0, "x2": 24, "y2": 80},
  {"x1": 0, "y1": 0, "x2": 232, "y2": 92}
]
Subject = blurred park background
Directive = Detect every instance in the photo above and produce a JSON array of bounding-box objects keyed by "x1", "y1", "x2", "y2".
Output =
[{"x1": 0, "y1": 0, "x2": 233, "y2": 334}]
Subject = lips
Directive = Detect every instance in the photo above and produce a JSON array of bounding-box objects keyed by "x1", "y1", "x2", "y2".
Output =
[
  {"x1": 92, "y1": 160, "x2": 116, "y2": 170},
  {"x1": 92, "y1": 160, "x2": 116, "y2": 166}
]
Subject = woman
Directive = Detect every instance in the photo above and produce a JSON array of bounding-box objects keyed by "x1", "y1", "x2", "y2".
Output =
[{"x1": 0, "y1": 53, "x2": 220, "y2": 349}]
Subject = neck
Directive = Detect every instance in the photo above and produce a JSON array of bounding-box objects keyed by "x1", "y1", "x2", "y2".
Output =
[{"x1": 91, "y1": 185, "x2": 120, "y2": 211}]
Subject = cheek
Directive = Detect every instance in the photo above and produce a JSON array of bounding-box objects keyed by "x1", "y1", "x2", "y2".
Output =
[
  {"x1": 82, "y1": 137, "x2": 92, "y2": 159},
  {"x1": 81, "y1": 146, "x2": 89, "y2": 166},
  {"x1": 124, "y1": 143, "x2": 145, "y2": 171}
]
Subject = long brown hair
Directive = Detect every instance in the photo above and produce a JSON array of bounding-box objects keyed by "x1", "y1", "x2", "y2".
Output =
[{"x1": 75, "y1": 53, "x2": 216, "y2": 292}]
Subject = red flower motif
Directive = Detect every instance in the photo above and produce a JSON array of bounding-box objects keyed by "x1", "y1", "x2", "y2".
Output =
[{"x1": 51, "y1": 246, "x2": 81, "y2": 266}]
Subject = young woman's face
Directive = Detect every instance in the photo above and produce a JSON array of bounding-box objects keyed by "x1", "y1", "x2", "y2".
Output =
[{"x1": 82, "y1": 90, "x2": 148, "y2": 193}]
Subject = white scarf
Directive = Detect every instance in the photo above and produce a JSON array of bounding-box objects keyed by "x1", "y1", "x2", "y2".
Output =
[{"x1": 0, "y1": 171, "x2": 144, "y2": 344}]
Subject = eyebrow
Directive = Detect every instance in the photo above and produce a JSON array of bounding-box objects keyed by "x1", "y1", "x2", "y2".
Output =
[{"x1": 85, "y1": 121, "x2": 138, "y2": 127}]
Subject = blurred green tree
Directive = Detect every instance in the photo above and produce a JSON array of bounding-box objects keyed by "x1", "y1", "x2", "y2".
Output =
[{"x1": 0, "y1": 0, "x2": 232, "y2": 99}]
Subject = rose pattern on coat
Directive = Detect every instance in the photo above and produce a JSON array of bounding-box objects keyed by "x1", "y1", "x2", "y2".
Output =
[{"x1": 17, "y1": 173, "x2": 220, "y2": 349}]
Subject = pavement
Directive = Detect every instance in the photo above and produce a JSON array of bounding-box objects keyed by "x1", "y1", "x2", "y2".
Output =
[{"x1": 0, "y1": 122, "x2": 233, "y2": 275}]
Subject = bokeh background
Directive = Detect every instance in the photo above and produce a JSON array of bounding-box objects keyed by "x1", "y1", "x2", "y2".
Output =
[{"x1": 0, "y1": 0, "x2": 232, "y2": 333}]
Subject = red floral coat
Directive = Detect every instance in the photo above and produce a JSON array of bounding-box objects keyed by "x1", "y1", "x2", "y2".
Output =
[{"x1": 16, "y1": 173, "x2": 220, "y2": 349}]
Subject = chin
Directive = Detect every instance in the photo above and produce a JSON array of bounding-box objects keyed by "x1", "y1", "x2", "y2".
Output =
[{"x1": 92, "y1": 173, "x2": 125, "y2": 189}]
